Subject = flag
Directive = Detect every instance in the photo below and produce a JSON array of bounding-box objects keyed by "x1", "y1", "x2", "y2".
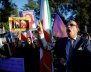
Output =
[
  {"x1": 2, "y1": 26, "x2": 5, "y2": 34},
  {"x1": 40, "y1": 0, "x2": 52, "y2": 42},
  {"x1": 21, "y1": 32, "x2": 27, "y2": 41},
  {"x1": 40, "y1": 0, "x2": 52, "y2": 72},
  {"x1": 0, "y1": 38, "x2": 4, "y2": 48},
  {"x1": 52, "y1": 14, "x2": 68, "y2": 38}
]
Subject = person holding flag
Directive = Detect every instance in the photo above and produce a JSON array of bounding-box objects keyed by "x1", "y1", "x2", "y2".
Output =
[
  {"x1": 37, "y1": 21, "x2": 54, "y2": 72},
  {"x1": 39, "y1": 0, "x2": 53, "y2": 72},
  {"x1": 38, "y1": 21, "x2": 55, "y2": 50}
]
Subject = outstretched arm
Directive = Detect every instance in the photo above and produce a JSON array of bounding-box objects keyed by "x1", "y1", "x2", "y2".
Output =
[{"x1": 37, "y1": 21, "x2": 55, "y2": 50}]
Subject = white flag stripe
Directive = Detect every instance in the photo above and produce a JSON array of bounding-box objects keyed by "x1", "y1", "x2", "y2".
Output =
[{"x1": 40, "y1": 0, "x2": 51, "y2": 33}]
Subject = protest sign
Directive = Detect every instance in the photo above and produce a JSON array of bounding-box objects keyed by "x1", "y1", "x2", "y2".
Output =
[
  {"x1": 9, "y1": 17, "x2": 29, "y2": 32},
  {"x1": 0, "y1": 58, "x2": 24, "y2": 72}
]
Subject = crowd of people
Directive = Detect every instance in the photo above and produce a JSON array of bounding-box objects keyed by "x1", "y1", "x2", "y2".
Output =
[{"x1": 0, "y1": 20, "x2": 91, "y2": 72}]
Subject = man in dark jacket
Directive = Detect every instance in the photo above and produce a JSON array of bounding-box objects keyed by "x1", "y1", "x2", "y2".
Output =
[
  {"x1": 54, "y1": 20, "x2": 91, "y2": 72},
  {"x1": 38, "y1": 20, "x2": 91, "y2": 72}
]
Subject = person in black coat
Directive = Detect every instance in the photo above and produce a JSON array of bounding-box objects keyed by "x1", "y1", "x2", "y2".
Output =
[
  {"x1": 24, "y1": 37, "x2": 39, "y2": 72},
  {"x1": 54, "y1": 20, "x2": 91, "y2": 72}
]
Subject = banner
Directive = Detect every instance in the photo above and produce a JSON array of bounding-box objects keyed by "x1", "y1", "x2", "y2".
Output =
[
  {"x1": 9, "y1": 17, "x2": 29, "y2": 32},
  {"x1": 0, "y1": 58, "x2": 24, "y2": 72}
]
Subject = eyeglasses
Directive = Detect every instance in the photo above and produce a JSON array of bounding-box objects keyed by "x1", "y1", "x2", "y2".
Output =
[{"x1": 67, "y1": 24, "x2": 77, "y2": 27}]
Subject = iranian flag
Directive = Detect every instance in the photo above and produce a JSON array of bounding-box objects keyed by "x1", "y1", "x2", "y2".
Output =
[
  {"x1": 40, "y1": 0, "x2": 52, "y2": 72},
  {"x1": 21, "y1": 31, "x2": 27, "y2": 41},
  {"x1": 40, "y1": 0, "x2": 52, "y2": 42}
]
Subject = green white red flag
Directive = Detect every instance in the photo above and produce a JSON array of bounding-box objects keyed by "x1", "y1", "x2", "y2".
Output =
[{"x1": 40, "y1": 0, "x2": 52, "y2": 72}]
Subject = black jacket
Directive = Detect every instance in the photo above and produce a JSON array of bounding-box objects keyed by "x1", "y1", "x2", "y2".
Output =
[{"x1": 54, "y1": 36, "x2": 91, "y2": 72}]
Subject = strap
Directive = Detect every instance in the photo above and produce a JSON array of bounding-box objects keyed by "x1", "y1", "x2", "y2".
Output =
[{"x1": 74, "y1": 37, "x2": 87, "y2": 50}]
